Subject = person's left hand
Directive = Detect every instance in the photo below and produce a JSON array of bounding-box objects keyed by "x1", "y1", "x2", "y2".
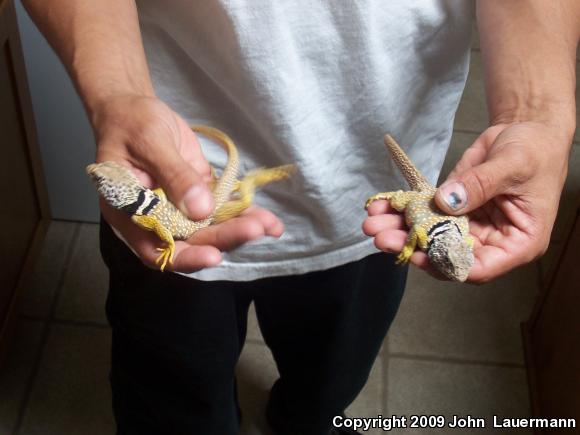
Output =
[{"x1": 363, "y1": 122, "x2": 572, "y2": 283}]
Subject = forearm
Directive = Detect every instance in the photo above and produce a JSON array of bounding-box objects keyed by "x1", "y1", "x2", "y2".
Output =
[
  {"x1": 477, "y1": 0, "x2": 579, "y2": 142},
  {"x1": 21, "y1": 0, "x2": 154, "y2": 121}
]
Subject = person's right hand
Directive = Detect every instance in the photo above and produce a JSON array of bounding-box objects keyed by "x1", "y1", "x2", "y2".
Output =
[{"x1": 92, "y1": 95, "x2": 285, "y2": 272}]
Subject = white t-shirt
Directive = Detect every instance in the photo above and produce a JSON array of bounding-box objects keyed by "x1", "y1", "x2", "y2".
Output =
[{"x1": 135, "y1": 0, "x2": 475, "y2": 280}]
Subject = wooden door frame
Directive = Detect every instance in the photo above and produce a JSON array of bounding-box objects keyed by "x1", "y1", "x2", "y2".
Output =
[{"x1": 0, "y1": 0, "x2": 51, "y2": 367}]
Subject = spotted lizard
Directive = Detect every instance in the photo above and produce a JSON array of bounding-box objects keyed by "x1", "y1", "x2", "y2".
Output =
[
  {"x1": 87, "y1": 125, "x2": 295, "y2": 271},
  {"x1": 365, "y1": 134, "x2": 474, "y2": 281}
]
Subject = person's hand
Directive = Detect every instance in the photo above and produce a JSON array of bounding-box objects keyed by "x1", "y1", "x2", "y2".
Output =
[
  {"x1": 363, "y1": 122, "x2": 571, "y2": 283},
  {"x1": 92, "y1": 95, "x2": 284, "y2": 272}
]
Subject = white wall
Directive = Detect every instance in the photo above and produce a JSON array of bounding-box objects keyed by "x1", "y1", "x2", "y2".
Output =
[{"x1": 15, "y1": 1, "x2": 99, "y2": 222}]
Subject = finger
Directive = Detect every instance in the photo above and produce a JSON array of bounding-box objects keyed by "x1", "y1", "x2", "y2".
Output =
[
  {"x1": 435, "y1": 127, "x2": 538, "y2": 217},
  {"x1": 362, "y1": 214, "x2": 405, "y2": 236},
  {"x1": 373, "y1": 229, "x2": 408, "y2": 253},
  {"x1": 466, "y1": 235, "x2": 535, "y2": 283},
  {"x1": 169, "y1": 244, "x2": 222, "y2": 273},
  {"x1": 175, "y1": 118, "x2": 213, "y2": 177},
  {"x1": 435, "y1": 152, "x2": 533, "y2": 217},
  {"x1": 187, "y1": 210, "x2": 278, "y2": 251},
  {"x1": 466, "y1": 245, "x2": 515, "y2": 283},
  {"x1": 241, "y1": 206, "x2": 285, "y2": 237},
  {"x1": 366, "y1": 199, "x2": 397, "y2": 216},
  {"x1": 375, "y1": 236, "x2": 450, "y2": 281},
  {"x1": 446, "y1": 142, "x2": 488, "y2": 180},
  {"x1": 137, "y1": 239, "x2": 223, "y2": 272},
  {"x1": 408, "y1": 252, "x2": 451, "y2": 281},
  {"x1": 445, "y1": 126, "x2": 504, "y2": 180},
  {"x1": 148, "y1": 149, "x2": 214, "y2": 220}
]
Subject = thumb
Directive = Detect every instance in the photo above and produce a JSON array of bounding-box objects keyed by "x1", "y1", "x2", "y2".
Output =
[
  {"x1": 147, "y1": 147, "x2": 214, "y2": 220},
  {"x1": 435, "y1": 159, "x2": 510, "y2": 215}
]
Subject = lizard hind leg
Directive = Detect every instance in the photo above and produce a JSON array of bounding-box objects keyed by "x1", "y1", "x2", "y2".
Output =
[
  {"x1": 213, "y1": 164, "x2": 295, "y2": 224},
  {"x1": 131, "y1": 215, "x2": 176, "y2": 272}
]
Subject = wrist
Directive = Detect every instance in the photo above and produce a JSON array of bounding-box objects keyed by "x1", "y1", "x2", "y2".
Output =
[
  {"x1": 84, "y1": 85, "x2": 156, "y2": 127},
  {"x1": 87, "y1": 93, "x2": 158, "y2": 139},
  {"x1": 489, "y1": 97, "x2": 576, "y2": 145}
]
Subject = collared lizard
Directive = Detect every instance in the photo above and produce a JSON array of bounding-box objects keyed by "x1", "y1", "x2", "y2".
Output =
[
  {"x1": 87, "y1": 125, "x2": 295, "y2": 271},
  {"x1": 365, "y1": 134, "x2": 474, "y2": 282}
]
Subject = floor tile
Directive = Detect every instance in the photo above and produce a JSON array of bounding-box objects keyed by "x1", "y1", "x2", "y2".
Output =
[
  {"x1": 454, "y1": 51, "x2": 487, "y2": 133},
  {"x1": 55, "y1": 224, "x2": 108, "y2": 325},
  {"x1": 19, "y1": 325, "x2": 114, "y2": 435},
  {"x1": 20, "y1": 221, "x2": 77, "y2": 319},
  {"x1": 0, "y1": 319, "x2": 44, "y2": 435},
  {"x1": 237, "y1": 342, "x2": 278, "y2": 435},
  {"x1": 551, "y1": 144, "x2": 580, "y2": 243},
  {"x1": 388, "y1": 263, "x2": 537, "y2": 365},
  {"x1": 246, "y1": 303, "x2": 264, "y2": 343},
  {"x1": 387, "y1": 358, "x2": 531, "y2": 434}
]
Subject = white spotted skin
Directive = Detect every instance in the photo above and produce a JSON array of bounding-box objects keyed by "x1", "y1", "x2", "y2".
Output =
[
  {"x1": 405, "y1": 193, "x2": 470, "y2": 246},
  {"x1": 147, "y1": 197, "x2": 212, "y2": 240}
]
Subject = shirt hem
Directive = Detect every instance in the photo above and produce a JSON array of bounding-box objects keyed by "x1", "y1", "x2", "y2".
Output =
[{"x1": 182, "y1": 238, "x2": 380, "y2": 281}]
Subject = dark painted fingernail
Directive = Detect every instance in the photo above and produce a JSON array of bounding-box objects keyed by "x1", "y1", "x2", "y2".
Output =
[{"x1": 439, "y1": 182, "x2": 467, "y2": 211}]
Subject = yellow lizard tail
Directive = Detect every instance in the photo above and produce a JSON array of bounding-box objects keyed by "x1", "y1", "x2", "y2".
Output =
[
  {"x1": 213, "y1": 164, "x2": 296, "y2": 223},
  {"x1": 384, "y1": 134, "x2": 433, "y2": 192}
]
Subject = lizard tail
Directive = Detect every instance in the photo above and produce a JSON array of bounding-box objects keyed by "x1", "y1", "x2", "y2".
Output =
[
  {"x1": 191, "y1": 124, "x2": 239, "y2": 208},
  {"x1": 384, "y1": 134, "x2": 432, "y2": 192}
]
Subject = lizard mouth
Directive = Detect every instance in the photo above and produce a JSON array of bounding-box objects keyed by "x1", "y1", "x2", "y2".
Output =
[{"x1": 427, "y1": 236, "x2": 473, "y2": 282}]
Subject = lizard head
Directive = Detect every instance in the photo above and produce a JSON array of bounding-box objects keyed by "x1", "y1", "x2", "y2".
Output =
[
  {"x1": 86, "y1": 161, "x2": 155, "y2": 214},
  {"x1": 427, "y1": 226, "x2": 474, "y2": 282}
]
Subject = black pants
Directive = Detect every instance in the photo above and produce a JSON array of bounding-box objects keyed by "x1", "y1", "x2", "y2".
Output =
[{"x1": 100, "y1": 221, "x2": 407, "y2": 435}]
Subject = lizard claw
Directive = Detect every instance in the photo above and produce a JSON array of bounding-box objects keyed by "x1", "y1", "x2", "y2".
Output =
[
  {"x1": 365, "y1": 193, "x2": 391, "y2": 210},
  {"x1": 155, "y1": 244, "x2": 175, "y2": 272},
  {"x1": 395, "y1": 253, "x2": 410, "y2": 265}
]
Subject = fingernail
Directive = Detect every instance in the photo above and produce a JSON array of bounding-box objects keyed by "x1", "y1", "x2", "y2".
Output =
[
  {"x1": 439, "y1": 181, "x2": 467, "y2": 211},
  {"x1": 180, "y1": 185, "x2": 213, "y2": 217}
]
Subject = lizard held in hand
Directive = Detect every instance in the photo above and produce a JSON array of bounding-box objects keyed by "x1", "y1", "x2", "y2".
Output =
[
  {"x1": 87, "y1": 125, "x2": 295, "y2": 271},
  {"x1": 366, "y1": 134, "x2": 474, "y2": 282}
]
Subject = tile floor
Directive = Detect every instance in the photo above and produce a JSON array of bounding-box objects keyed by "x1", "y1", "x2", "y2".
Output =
[
  {"x1": 1, "y1": 221, "x2": 539, "y2": 435},
  {"x1": 1, "y1": 27, "x2": 579, "y2": 435}
]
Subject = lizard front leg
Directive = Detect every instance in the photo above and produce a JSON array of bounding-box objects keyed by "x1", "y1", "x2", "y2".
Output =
[
  {"x1": 396, "y1": 225, "x2": 428, "y2": 265},
  {"x1": 365, "y1": 190, "x2": 412, "y2": 211},
  {"x1": 131, "y1": 215, "x2": 176, "y2": 272}
]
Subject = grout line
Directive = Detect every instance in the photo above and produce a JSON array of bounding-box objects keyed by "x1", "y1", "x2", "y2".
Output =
[
  {"x1": 21, "y1": 312, "x2": 110, "y2": 330},
  {"x1": 50, "y1": 217, "x2": 99, "y2": 225},
  {"x1": 388, "y1": 352, "x2": 526, "y2": 369},
  {"x1": 13, "y1": 223, "x2": 82, "y2": 435},
  {"x1": 49, "y1": 318, "x2": 110, "y2": 330}
]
